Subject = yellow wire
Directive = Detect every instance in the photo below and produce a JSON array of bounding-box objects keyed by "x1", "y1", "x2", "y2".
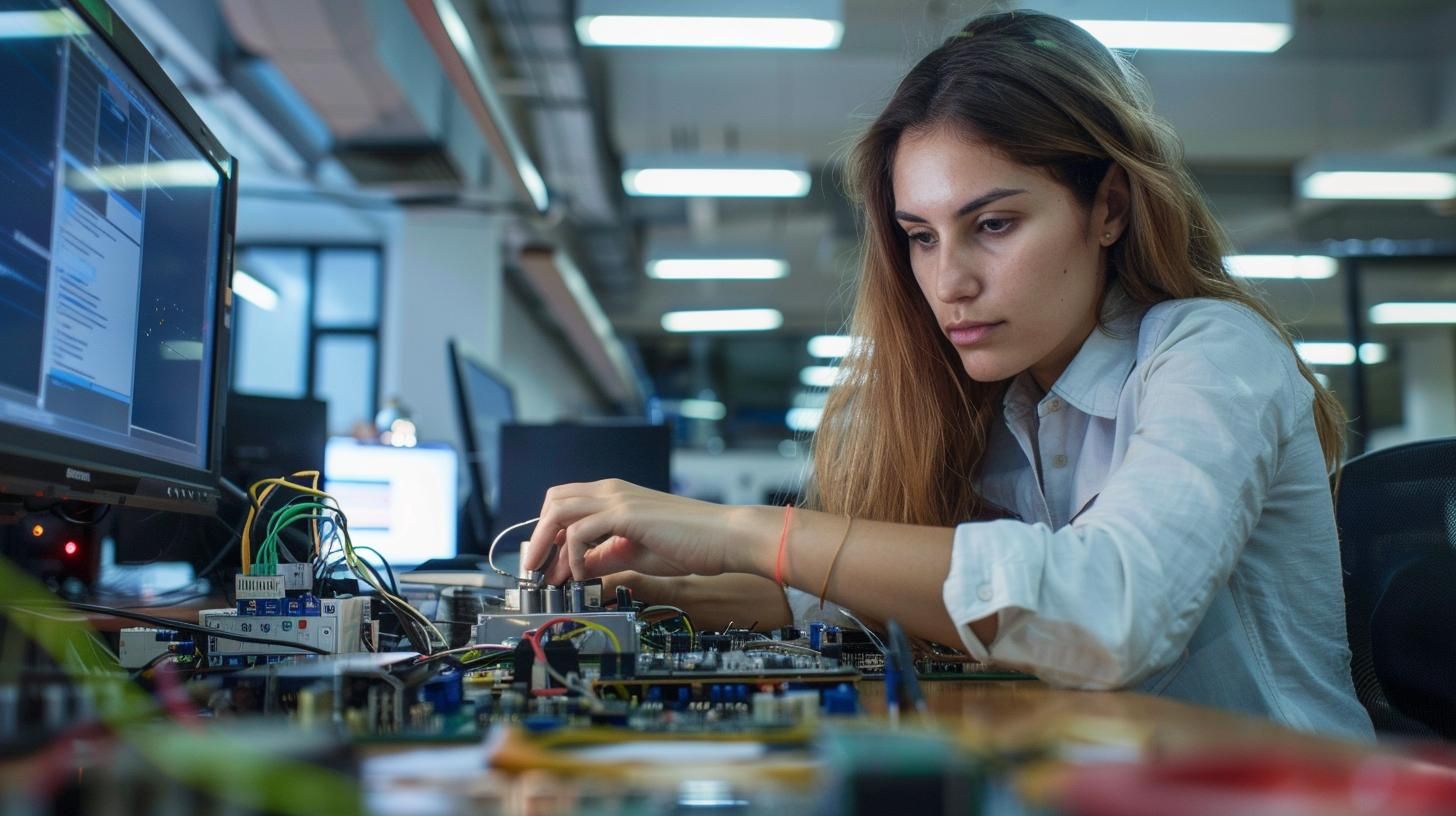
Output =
[
  {"x1": 543, "y1": 619, "x2": 621, "y2": 654},
  {"x1": 239, "y1": 472, "x2": 447, "y2": 652}
]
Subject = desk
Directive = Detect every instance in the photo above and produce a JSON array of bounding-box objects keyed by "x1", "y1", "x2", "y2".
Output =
[{"x1": 364, "y1": 680, "x2": 1429, "y2": 816}]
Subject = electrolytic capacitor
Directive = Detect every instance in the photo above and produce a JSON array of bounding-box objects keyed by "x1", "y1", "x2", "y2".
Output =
[
  {"x1": 808, "y1": 622, "x2": 825, "y2": 651},
  {"x1": 544, "y1": 585, "x2": 566, "y2": 614}
]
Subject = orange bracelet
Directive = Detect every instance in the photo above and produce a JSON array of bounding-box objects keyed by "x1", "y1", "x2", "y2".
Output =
[
  {"x1": 819, "y1": 516, "x2": 854, "y2": 610},
  {"x1": 774, "y1": 504, "x2": 795, "y2": 587}
]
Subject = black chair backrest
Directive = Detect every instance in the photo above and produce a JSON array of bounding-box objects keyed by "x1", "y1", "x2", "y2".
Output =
[{"x1": 1336, "y1": 436, "x2": 1456, "y2": 737}]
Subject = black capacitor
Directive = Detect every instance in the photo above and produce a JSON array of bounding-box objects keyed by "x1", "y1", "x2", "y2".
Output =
[
  {"x1": 698, "y1": 634, "x2": 731, "y2": 653},
  {"x1": 615, "y1": 585, "x2": 634, "y2": 610}
]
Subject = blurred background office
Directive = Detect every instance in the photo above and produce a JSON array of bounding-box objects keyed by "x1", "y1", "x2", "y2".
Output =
[{"x1": 110, "y1": 0, "x2": 1456, "y2": 520}]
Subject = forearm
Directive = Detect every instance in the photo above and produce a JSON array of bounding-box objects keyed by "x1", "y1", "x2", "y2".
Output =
[
  {"x1": 726, "y1": 505, "x2": 998, "y2": 647},
  {"x1": 610, "y1": 572, "x2": 793, "y2": 632}
]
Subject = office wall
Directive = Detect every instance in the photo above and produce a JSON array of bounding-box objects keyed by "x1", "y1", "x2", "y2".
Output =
[
  {"x1": 496, "y1": 285, "x2": 610, "y2": 422},
  {"x1": 380, "y1": 208, "x2": 504, "y2": 450}
]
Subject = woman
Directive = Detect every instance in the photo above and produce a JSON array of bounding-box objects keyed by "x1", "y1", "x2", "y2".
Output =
[{"x1": 523, "y1": 10, "x2": 1373, "y2": 739}]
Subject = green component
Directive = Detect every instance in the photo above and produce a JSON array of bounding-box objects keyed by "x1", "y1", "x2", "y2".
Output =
[{"x1": 75, "y1": 0, "x2": 113, "y2": 35}]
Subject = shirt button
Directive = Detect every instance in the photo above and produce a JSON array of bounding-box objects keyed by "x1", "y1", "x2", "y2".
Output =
[
  {"x1": 1045, "y1": 398, "x2": 1063, "y2": 413},
  {"x1": 977, "y1": 584, "x2": 993, "y2": 602},
  {"x1": 1051, "y1": 454, "x2": 1068, "y2": 468}
]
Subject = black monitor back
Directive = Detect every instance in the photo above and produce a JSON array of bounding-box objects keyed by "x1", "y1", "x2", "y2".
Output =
[{"x1": 494, "y1": 423, "x2": 671, "y2": 548}]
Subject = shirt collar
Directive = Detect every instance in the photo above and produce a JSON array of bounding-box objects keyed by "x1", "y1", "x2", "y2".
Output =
[{"x1": 1002, "y1": 287, "x2": 1144, "y2": 421}]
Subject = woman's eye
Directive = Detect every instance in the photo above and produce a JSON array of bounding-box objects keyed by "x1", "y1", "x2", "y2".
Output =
[
  {"x1": 979, "y1": 218, "x2": 1013, "y2": 235},
  {"x1": 907, "y1": 231, "x2": 936, "y2": 248}
]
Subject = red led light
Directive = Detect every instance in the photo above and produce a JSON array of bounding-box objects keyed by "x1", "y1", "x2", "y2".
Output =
[
  {"x1": 297, "y1": 620, "x2": 307, "y2": 630},
  {"x1": 63, "y1": 541, "x2": 79, "y2": 557}
]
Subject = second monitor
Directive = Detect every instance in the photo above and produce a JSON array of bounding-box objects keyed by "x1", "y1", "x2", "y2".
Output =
[{"x1": 493, "y1": 422, "x2": 671, "y2": 553}]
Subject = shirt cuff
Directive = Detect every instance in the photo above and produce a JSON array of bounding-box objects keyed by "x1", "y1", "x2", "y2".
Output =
[{"x1": 942, "y1": 518, "x2": 1049, "y2": 661}]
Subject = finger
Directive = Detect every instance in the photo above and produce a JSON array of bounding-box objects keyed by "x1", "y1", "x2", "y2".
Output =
[
  {"x1": 526, "y1": 493, "x2": 600, "y2": 575},
  {"x1": 563, "y1": 512, "x2": 622, "y2": 582},
  {"x1": 580, "y1": 536, "x2": 642, "y2": 577},
  {"x1": 523, "y1": 483, "x2": 587, "y2": 569}
]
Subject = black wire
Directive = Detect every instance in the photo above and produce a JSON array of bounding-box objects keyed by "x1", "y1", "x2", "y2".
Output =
[{"x1": 43, "y1": 602, "x2": 331, "y2": 655}]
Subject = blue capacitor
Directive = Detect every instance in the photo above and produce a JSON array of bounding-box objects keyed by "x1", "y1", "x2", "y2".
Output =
[
  {"x1": 822, "y1": 683, "x2": 859, "y2": 716},
  {"x1": 808, "y1": 622, "x2": 825, "y2": 651}
]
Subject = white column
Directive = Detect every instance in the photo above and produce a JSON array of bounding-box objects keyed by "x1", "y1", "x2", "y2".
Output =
[{"x1": 1400, "y1": 328, "x2": 1456, "y2": 440}]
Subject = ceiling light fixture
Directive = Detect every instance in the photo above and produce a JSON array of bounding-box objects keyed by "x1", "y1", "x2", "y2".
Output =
[
  {"x1": 232, "y1": 270, "x2": 279, "y2": 311},
  {"x1": 799, "y1": 366, "x2": 840, "y2": 388},
  {"x1": 576, "y1": 0, "x2": 843, "y2": 49},
  {"x1": 648, "y1": 258, "x2": 788, "y2": 280},
  {"x1": 623, "y1": 153, "x2": 811, "y2": 198},
  {"x1": 1033, "y1": 0, "x2": 1293, "y2": 52},
  {"x1": 661, "y1": 308, "x2": 783, "y2": 333},
  {"x1": 1369, "y1": 302, "x2": 1456, "y2": 325},
  {"x1": 1295, "y1": 342, "x2": 1387, "y2": 366},
  {"x1": 807, "y1": 335, "x2": 854, "y2": 358},
  {"x1": 1295, "y1": 154, "x2": 1456, "y2": 201},
  {"x1": 1226, "y1": 255, "x2": 1337, "y2": 280}
]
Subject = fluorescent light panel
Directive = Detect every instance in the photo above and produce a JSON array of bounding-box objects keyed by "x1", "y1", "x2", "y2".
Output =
[
  {"x1": 1226, "y1": 255, "x2": 1337, "y2": 280},
  {"x1": 575, "y1": 0, "x2": 843, "y2": 49},
  {"x1": 799, "y1": 366, "x2": 840, "y2": 388},
  {"x1": 1369, "y1": 302, "x2": 1456, "y2": 325},
  {"x1": 623, "y1": 168, "x2": 811, "y2": 198},
  {"x1": 578, "y1": 16, "x2": 842, "y2": 49},
  {"x1": 786, "y1": 407, "x2": 822, "y2": 432},
  {"x1": 661, "y1": 308, "x2": 783, "y2": 333},
  {"x1": 232, "y1": 270, "x2": 279, "y2": 311},
  {"x1": 677, "y1": 399, "x2": 727, "y2": 421},
  {"x1": 1072, "y1": 20, "x2": 1292, "y2": 52},
  {"x1": 808, "y1": 334, "x2": 853, "y2": 358},
  {"x1": 1295, "y1": 342, "x2": 1387, "y2": 366},
  {"x1": 1301, "y1": 171, "x2": 1456, "y2": 201},
  {"x1": 648, "y1": 258, "x2": 787, "y2": 280}
]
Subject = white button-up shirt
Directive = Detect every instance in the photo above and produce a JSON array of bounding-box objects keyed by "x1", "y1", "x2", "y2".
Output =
[{"x1": 944, "y1": 295, "x2": 1374, "y2": 740}]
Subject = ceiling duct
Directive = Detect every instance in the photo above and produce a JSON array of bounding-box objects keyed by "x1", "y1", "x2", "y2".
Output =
[{"x1": 218, "y1": 0, "x2": 485, "y2": 193}]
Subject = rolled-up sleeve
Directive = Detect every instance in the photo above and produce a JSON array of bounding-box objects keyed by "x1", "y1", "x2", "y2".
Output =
[{"x1": 943, "y1": 305, "x2": 1305, "y2": 689}]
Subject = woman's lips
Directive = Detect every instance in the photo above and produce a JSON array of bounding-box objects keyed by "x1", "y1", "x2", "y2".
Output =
[{"x1": 946, "y1": 322, "x2": 1002, "y2": 346}]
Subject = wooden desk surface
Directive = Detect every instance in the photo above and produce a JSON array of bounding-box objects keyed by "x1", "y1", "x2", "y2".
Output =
[{"x1": 857, "y1": 678, "x2": 1368, "y2": 758}]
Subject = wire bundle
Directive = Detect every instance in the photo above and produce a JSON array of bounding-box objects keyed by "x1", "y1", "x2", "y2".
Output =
[{"x1": 241, "y1": 471, "x2": 448, "y2": 655}]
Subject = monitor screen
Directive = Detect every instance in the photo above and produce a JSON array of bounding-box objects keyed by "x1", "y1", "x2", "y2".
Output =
[
  {"x1": 494, "y1": 422, "x2": 671, "y2": 547},
  {"x1": 0, "y1": 0, "x2": 234, "y2": 513},
  {"x1": 448, "y1": 340, "x2": 515, "y2": 510},
  {"x1": 323, "y1": 438, "x2": 459, "y2": 568}
]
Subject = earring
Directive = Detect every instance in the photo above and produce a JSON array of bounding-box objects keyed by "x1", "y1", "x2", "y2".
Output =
[{"x1": 1103, "y1": 232, "x2": 1113, "y2": 243}]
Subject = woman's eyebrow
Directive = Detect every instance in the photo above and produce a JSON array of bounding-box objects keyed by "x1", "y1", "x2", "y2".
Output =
[{"x1": 894, "y1": 187, "x2": 1028, "y2": 223}]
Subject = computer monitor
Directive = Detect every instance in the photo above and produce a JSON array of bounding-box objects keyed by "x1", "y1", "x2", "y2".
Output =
[
  {"x1": 0, "y1": 0, "x2": 236, "y2": 515},
  {"x1": 323, "y1": 438, "x2": 459, "y2": 568},
  {"x1": 447, "y1": 339, "x2": 515, "y2": 553},
  {"x1": 494, "y1": 422, "x2": 671, "y2": 549}
]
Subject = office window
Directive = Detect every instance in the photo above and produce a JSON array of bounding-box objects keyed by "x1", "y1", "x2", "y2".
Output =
[{"x1": 232, "y1": 246, "x2": 383, "y2": 435}]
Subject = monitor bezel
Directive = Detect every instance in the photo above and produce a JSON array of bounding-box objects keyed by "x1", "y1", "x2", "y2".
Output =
[{"x1": 0, "y1": 0, "x2": 237, "y2": 516}]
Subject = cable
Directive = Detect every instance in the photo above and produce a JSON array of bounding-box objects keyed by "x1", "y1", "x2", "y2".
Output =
[
  {"x1": 9, "y1": 603, "x2": 330, "y2": 655},
  {"x1": 489, "y1": 517, "x2": 540, "y2": 578},
  {"x1": 743, "y1": 641, "x2": 823, "y2": 657}
]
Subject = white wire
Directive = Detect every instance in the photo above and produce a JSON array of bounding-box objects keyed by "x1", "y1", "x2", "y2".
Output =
[{"x1": 489, "y1": 516, "x2": 541, "y2": 578}]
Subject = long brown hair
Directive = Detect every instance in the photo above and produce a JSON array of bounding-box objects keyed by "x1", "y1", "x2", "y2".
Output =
[{"x1": 808, "y1": 10, "x2": 1345, "y2": 525}]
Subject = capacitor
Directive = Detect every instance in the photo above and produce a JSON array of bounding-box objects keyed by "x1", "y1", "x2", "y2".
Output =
[
  {"x1": 519, "y1": 582, "x2": 544, "y2": 614},
  {"x1": 615, "y1": 584, "x2": 634, "y2": 610},
  {"x1": 808, "y1": 622, "x2": 825, "y2": 651},
  {"x1": 543, "y1": 585, "x2": 566, "y2": 614}
]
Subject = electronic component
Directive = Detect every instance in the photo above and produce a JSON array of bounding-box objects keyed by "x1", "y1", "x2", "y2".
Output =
[
  {"x1": 200, "y1": 596, "x2": 374, "y2": 667},
  {"x1": 118, "y1": 628, "x2": 194, "y2": 669},
  {"x1": 476, "y1": 611, "x2": 640, "y2": 656}
]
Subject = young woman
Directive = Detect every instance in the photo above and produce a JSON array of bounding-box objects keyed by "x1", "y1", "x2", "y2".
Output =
[{"x1": 523, "y1": 11, "x2": 1373, "y2": 739}]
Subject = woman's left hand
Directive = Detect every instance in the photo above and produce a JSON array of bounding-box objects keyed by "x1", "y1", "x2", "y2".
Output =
[{"x1": 522, "y1": 479, "x2": 763, "y2": 585}]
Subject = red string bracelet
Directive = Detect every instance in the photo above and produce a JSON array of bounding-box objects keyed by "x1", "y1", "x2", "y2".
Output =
[{"x1": 774, "y1": 504, "x2": 795, "y2": 587}]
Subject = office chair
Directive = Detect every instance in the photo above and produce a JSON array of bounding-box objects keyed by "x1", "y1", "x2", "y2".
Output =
[{"x1": 1336, "y1": 436, "x2": 1456, "y2": 739}]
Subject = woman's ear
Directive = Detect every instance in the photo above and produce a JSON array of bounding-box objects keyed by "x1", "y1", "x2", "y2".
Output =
[{"x1": 1095, "y1": 164, "x2": 1131, "y2": 246}]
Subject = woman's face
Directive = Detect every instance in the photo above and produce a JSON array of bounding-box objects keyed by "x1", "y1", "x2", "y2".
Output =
[{"x1": 892, "y1": 125, "x2": 1125, "y2": 390}]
